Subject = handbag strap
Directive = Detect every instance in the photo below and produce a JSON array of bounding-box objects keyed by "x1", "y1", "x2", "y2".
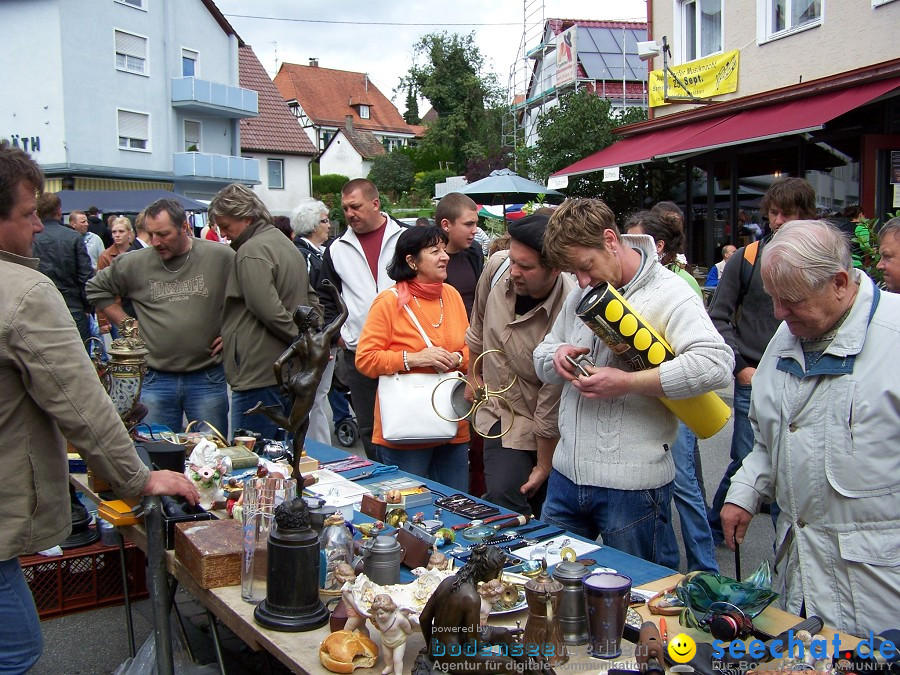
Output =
[{"x1": 388, "y1": 287, "x2": 434, "y2": 348}]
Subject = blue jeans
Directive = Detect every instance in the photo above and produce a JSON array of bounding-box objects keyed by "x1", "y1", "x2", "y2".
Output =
[
  {"x1": 141, "y1": 365, "x2": 228, "y2": 434},
  {"x1": 375, "y1": 443, "x2": 469, "y2": 492},
  {"x1": 231, "y1": 386, "x2": 290, "y2": 440},
  {"x1": 329, "y1": 389, "x2": 352, "y2": 423},
  {"x1": 0, "y1": 558, "x2": 43, "y2": 673},
  {"x1": 542, "y1": 470, "x2": 679, "y2": 569},
  {"x1": 662, "y1": 424, "x2": 719, "y2": 572},
  {"x1": 709, "y1": 382, "x2": 756, "y2": 540},
  {"x1": 141, "y1": 364, "x2": 229, "y2": 434}
]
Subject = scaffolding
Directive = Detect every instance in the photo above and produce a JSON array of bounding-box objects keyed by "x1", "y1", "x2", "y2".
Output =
[{"x1": 502, "y1": 0, "x2": 545, "y2": 171}]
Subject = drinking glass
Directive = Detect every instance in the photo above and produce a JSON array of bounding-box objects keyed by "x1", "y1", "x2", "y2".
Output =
[
  {"x1": 582, "y1": 572, "x2": 632, "y2": 659},
  {"x1": 241, "y1": 476, "x2": 297, "y2": 603}
]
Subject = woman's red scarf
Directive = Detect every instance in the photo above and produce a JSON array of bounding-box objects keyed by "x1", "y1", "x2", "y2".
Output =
[{"x1": 394, "y1": 279, "x2": 443, "y2": 309}]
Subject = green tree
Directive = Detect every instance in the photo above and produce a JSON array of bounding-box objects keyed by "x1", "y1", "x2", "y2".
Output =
[
  {"x1": 527, "y1": 90, "x2": 653, "y2": 218},
  {"x1": 312, "y1": 173, "x2": 350, "y2": 198},
  {"x1": 403, "y1": 84, "x2": 420, "y2": 125},
  {"x1": 367, "y1": 151, "x2": 415, "y2": 201},
  {"x1": 401, "y1": 32, "x2": 504, "y2": 172}
]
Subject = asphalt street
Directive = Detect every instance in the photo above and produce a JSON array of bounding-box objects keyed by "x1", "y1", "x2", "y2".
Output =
[{"x1": 35, "y1": 389, "x2": 777, "y2": 673}]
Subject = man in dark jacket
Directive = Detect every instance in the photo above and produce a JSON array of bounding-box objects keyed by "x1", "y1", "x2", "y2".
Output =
[
  {"x1": 33, "y1": 192, "x2": 93, "y2": 345},
  {"x1": 706, "y1": 177, "x2": 816, "y2": 543},
  {"x1": 212, "y1": 184, "x2": 322, "y2": 439},
  {"x1": 436, "y1": 192, "x2": 485, "y2": 317},
  {"x1": 86, "y1": 205, "x2": 112, "y2": 248}
]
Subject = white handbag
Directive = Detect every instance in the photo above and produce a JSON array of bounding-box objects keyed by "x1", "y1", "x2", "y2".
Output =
[{"x1": 378, "y1": 297, "x2": 462, "y2": 444}]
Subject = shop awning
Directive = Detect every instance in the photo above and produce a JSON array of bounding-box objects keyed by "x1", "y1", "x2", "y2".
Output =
[
  {"x1": 664, "y1": 76, "x2": 900, "y2": 158},
  {"x1": 553, "y1": 76, "x2": 900, "y2": 178}
]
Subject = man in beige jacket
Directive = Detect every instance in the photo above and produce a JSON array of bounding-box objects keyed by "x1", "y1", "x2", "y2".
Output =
[
  {"x1": 0, "y1": 142, "x2": 198, "y2": 672},
  {"x1": 465, "y1": 214, "x2": 573, "y2": 516}
]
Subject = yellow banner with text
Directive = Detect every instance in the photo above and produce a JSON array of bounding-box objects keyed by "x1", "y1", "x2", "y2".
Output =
[{"x1": 649, "y1": 50, "x2": 739, "y2": 107}]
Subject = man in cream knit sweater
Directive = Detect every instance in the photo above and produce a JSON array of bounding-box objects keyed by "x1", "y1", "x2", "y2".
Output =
[{"x1": 534, "y1": 199, "x2": 733, "y2": 567}]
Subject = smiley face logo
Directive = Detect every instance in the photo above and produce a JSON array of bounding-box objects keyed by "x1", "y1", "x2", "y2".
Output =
[{"x1": 668, "y1": 633, "x2": 697, "y2": 664}]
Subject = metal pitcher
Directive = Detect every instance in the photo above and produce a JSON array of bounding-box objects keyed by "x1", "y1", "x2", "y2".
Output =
[
  {"x1": 360, "y1": 535, "x2": 404, "y2": 585},
  {"x1": 552, "y1": 560, "x2": 590, "y2": 645},
  {"x1": 523, "y1": 570, "x2": 568, "y2": 667}
]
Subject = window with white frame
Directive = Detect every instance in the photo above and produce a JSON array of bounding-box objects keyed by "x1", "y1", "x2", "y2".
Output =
[
  {"x1": 115, "y1": 30, "x2": 147, "y2": 75},
  {"x1": 118, "y1": 110, "x2": 149, "y2": 150},
  {"x1": 184, "y1": 120, "x2": 200, "y2": 152},
  {"x1": 359, "y1": 105, "x2": 370, "y2": 119},
  {"x1": 267, "y1": 159, "x2": 284, "y2": 189},
  {"x1": 182, "y1": 48, "x2": 198, "y2": 77},
  {"x1": 680, "y1": 0, "x2": 722, "y2": 61},
  {"x1": 762, "y1": 0, "x2": 821, "y2": 39}
]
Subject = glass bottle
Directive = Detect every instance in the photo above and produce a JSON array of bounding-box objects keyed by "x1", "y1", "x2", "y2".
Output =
[{"x1": 319, "y1": 513, "x2": 354, "y2": 590}]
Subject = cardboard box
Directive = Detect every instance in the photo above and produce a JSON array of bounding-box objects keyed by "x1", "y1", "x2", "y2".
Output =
[{"x1": 174, "y1": 519, "x2": 242, "y2": 589}]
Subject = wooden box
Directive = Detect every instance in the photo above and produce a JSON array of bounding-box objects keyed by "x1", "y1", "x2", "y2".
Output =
[{"x1": 174, "y1": 519, "x2": 242, "y2": 589}]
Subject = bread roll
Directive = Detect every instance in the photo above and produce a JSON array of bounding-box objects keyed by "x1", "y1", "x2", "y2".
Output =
[{"x1": 319, "y1": 629, "x2": 379, "y2": 673}]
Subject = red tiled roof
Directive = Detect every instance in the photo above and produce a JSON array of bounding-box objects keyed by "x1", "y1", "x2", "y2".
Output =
[
  {"x1": 239, "y1": 46, "x2": 317, "y2": 156},
  {"x1": 274, "y1": 63, "x2": 419, "y2": 136},
  {"x1": 328, "y1": 127, "x2": 388, "y2": 160},
  {"x1": 547, "y1": 18, "x2": 648, "y2": 35}
]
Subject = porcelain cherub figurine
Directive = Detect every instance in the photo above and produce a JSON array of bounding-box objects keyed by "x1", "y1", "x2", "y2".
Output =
[
  {"x1": 477, "y1": 579, "x2": 505, "y2": 626},
  {"x1": 360, "y1": 594, "x2": 416, "y2": 675},
  {"x1": 336, "y1": 563, "x2": 370, "y2": 637}
]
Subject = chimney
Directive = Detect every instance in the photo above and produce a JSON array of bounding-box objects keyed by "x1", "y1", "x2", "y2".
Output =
[
  {"x1": 309, "y1": 57, "x2": 318, "y2": 67},
  {"x1": 345, "y1": 115, "x2": 353, "y2": 132},
  {"x1": 364, "y1": 73, "x2": 368, "y2": 91}
]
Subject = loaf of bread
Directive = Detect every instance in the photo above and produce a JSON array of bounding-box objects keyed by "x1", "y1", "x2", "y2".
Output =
[{"x1": 319, "y1": 630, "x2": 379, "y2": 673}]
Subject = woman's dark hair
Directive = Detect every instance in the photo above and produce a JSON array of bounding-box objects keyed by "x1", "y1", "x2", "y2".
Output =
[
  {"x1": 625, "y1": 209, "x2": 685, "y2": 262},
  {"x1": 387, "y1": 224, "x2": 448, "y2": 281}
]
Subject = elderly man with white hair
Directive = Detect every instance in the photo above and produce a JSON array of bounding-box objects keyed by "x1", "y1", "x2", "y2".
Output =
[
  {"x1": 290, "y1": 198, "x2": 336, "y2": 444},
  {"x1": 721, "y1": 220, "x2": 900, "y2": 636}
]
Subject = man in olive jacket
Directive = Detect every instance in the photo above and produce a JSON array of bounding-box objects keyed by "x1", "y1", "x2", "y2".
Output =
[
  {"x1": 0, "y1": 143, "x2": 199, "y2": 672},
  {"x1": 212, "y1": 184, "x2": 322, "y2": 438}
]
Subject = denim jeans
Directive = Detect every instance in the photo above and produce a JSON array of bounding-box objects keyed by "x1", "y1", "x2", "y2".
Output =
[
  {"x1": 375, "y1": 443, "x2": 469, "y2": 492},
  {"x1": 0, "y1": 558, "x2": 43, "y2": 674},
  {"x1": 231, "y1": 386, "x2": 290, "y2": 440},
  {"x1": 662, "y1": 423, "x2": 719, "y2": 572},
  {"x1": 328, "y1": 389, "x2": 352, "y2": 423},
  {"x1": 542, "y1": 470, "x2": 679, "y2": 569},
  {"x1": 141, "y1": 364, "x2": 229, "y2": 434}
]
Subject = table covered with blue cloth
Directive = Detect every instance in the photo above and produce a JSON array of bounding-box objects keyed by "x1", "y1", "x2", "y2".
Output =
[{"x1": 305, "y1": 440, "x2": 674, "y2": 587}]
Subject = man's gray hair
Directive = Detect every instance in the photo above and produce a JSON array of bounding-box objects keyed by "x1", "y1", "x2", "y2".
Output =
[
  {"x1": 761, "y1": 220, "x2": 852, "y2": 303},
  {"x1": 209, "y1": 183, "x2": 272, "y2": 226},
  {"x1": 881, "y1": 216, "x2": 900, "y2": 242},
  {"x1": 291, "y1": 198, "x2": 328, "y2": 237}
]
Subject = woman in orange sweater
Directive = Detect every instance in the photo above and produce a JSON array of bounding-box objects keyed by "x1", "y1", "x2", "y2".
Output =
[{"x1": 356, "y1": 226, "x2": 470, "y2": 490}]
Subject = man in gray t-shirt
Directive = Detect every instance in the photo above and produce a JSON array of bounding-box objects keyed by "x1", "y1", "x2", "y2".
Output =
[{"x1": 86, "y1": 198, "x2": 234, "y2": 434}]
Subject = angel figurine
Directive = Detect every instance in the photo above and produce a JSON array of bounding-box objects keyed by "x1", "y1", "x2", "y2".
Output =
[{"x1": 359, "y1": 594, "x2": 417, "y2": 675}]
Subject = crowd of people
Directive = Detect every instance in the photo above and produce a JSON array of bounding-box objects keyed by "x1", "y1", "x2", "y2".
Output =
[{"x1": 2, "y1": 137, "x2": 898, "y2": 671}]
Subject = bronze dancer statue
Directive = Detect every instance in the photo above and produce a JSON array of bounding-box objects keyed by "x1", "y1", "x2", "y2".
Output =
[{"x1": 248, "y1": 280, "x2": 347, "y2": 476}]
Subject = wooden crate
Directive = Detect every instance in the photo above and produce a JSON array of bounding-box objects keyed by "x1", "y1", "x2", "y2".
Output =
[{"x1": 174, "y1": 519, "x2": 242, "y2": 589}]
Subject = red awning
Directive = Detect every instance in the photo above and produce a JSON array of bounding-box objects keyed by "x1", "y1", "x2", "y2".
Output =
[
  {"x1": 552, "y1": 114, "x2": 737, "y2": 178},
  {"x1": 664, "y1": 76, "x2": 900, "y2": 157},
  {"x1": 553, "y1": 76, "x2": 900, "y2": 178}
]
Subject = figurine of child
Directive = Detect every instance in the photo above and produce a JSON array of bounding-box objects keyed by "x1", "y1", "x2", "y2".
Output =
[
  {"x1": 426, "y1": 552, "x2": 451, "y2": 571},
  {"x1": 477, "y1": 579, "x2": 505, "y2": 626},
  {"x1": 362, "y1": 594, "x2": 415, "y2": 675},
  {"x1": 336, "y1": 563, "x2": 369, "y2": 637}
]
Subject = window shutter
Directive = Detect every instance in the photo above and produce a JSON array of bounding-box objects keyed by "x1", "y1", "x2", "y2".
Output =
[
  {"x1": 115, "y1": 30, "x2": 146, "y2": 58},
  {"x1": 118, "y1": 110, "x2": 149, "y2": 140}
]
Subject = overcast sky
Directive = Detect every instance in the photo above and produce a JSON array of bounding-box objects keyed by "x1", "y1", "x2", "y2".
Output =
[{"x1": 215, "y1": 1, "x2": 647, "y2": 108}]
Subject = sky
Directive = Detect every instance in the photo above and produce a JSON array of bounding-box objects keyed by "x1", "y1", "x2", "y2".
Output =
[{"x1": 215, "y1": 1, "x2": 647, "y2": 108}]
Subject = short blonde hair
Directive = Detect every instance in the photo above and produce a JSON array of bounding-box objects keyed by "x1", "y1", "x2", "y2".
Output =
[
  {"x1": 209, "y1": 183, "x2": 272, "y2": 226},
  {"x1": 544, "y1": 198, "x2": 620, "y2": 270},
  {"x1": 761, "y1": 220, "x2": 852, "y2": 302},
  {"x1": 111, "y1": 215, "x2": 133, "y2": 232}
]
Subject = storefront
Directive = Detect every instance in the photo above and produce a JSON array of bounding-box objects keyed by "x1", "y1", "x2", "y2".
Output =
[{"x1": 552, "y1": 60, "x2": 900, "y2": 266}]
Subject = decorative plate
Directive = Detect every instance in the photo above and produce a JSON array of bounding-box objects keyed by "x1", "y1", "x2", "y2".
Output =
[{"x1": 491, "y1": 588, "x2": 527, "y2": 616}]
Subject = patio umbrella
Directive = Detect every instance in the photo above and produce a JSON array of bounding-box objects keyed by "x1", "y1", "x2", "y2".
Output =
[{"x1": 460, "y1": 169, "x2": 565, "y2": 220}]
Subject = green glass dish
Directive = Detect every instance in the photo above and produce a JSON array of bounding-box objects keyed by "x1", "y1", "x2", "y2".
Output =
[{"x1": 675, "y1": 560, "x2": 779, "y2": 622}]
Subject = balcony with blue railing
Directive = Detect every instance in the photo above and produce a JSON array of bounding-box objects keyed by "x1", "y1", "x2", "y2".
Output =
[
  {"x1": 173, "y1": 152, "x2": 259, "y2": 182},
  {"x1": 171, "y1": 77, "x2": 258, "y2": 118}
]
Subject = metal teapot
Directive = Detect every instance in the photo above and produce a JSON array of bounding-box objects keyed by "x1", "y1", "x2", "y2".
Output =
[
  {"x1": 360, "y1": 534, "x2": 405, "y2": 585},
  {"x1": 552, "y1": 560, "x2": 590, "y2": 645},
  {"x1": 523, "y1": 569, "x2": 568, "y2": 667}
]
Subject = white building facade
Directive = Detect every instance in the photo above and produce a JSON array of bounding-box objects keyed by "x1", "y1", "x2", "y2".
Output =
[{"x1": 0, "y1": 0, "x2": 259, "y2": 200}]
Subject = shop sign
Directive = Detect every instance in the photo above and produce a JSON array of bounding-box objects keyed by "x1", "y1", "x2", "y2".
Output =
[{"x1": 649, "y1": 50, "x2": 739, "y2": 108}]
